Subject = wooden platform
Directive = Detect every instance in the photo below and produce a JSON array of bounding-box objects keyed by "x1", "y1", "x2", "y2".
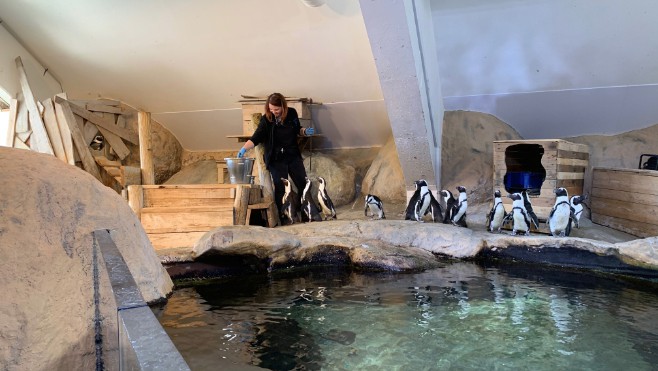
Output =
[
  {"x1": 591, "y1": 167, "x2": 658, "y2": 238},
  {"x1": 127, "y1": 184, "x2": 253, "y2": 250}
]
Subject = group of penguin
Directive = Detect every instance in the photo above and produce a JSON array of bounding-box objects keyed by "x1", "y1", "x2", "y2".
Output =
[
  {"x1": 280, "y1": 176, "x2": 337, "y2": 224},
  {"x1": 400, "y1": 179, "x2": 469, "y2": 226},
  {"x1": 487, "y1": 188, "x2": 588, "y2": 237}
]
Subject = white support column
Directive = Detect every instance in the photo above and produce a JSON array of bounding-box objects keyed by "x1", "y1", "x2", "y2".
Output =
[{"x1": 359, "y1": 0, "x2": 445, "y2": 199}]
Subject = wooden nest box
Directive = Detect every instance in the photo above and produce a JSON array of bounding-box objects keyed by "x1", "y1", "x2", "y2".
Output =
[{"x1": 493, "y1": 139, "x2": 590, "y2": 230}]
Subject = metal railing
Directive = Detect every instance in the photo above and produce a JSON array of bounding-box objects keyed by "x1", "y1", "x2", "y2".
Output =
[{"x1": 93, "y1": 229, "x2": 189, "y2": 370}]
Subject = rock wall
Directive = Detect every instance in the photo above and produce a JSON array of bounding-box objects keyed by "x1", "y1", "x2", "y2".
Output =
[
  {"x1": 0, "y1": 147, "x2": 173, "y2": 370},
  {"x1": 361, "y1": 136, "x2": 406, "y2": 203}
]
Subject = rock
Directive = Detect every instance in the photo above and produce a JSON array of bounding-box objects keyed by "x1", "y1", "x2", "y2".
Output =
[
  {"x1": 0, "y1": 147, "x2": 173, "y2": 371},
  {"x1": 441, "y1": 110, "x2": 523, "y2": 205},
  {"x1": 164, "y1": 160, "x2": 218, "y2": 184},
  {"x1": 361, "y1": 136, "x2": 406, "y2": 203},
  {"x1": 304, "y1": 154, "x2": 356, "y2": 207}
]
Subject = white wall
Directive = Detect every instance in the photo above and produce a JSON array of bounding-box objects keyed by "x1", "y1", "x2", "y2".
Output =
[
  {"x1": 431, "y1": 0, "x2": 658, "y2": 138},
  {"x1": 0, "y1": 24, "x2": 62, "y2": 102}
]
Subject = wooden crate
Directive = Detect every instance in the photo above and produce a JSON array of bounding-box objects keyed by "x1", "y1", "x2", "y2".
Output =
[
  {"x1": 241, "y1": 100, "x2": 311, "y2": 135},
  {"x1": 493, "y1": 139, "x2": 589, "y2": 231},
  {"x1": 591, "y1": 167, "x2": 658, "y2": 238},
  {"x1": 127, "y1": 184, "x2": 253, "y2": 250}
]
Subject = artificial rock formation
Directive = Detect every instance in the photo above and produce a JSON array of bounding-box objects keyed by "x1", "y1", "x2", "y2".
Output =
[
  {"x1": 0, "y1": 147, "x2": 173, "y2": 371},
  {"x1": 361, "y1": 136, "x2": 406, "y2": 203},
  {"x1": 303, "y1": 153, "x2": 356, "y2": 207}
]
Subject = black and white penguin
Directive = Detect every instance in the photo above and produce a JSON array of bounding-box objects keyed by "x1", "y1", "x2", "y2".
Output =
[
  {"x1": 301, "y1": 177, "x2": 322, "y2": 222},
  {"x1": 451, "y1": 186, "x2": 468, "y2": 227},
  {"x1": 486, "y1": 190, "x2": 506, "y2": 233},
  {"x1": 90, "y1": 134, "x2": 105, "y2": 151},
  {"x1": 440, "y1": 189, "x2": 457, "y2": 224},
  {"x1": 570, "y1": 194, "x2": 587, "y2": 228},
  {"x1": 364, "y1": 194, "x2": 386, "y2": 219},
  {"x1": 505, "y1": 193, "x2": 531, "y2": 236},
  {"x1": 521, "y1": 189, "x2": 540, "y2": 230},
  {"x1": 317, "y1": 176, "x2": 337, "y2": 220},
  {"x1": 413, "y1": 179, "x2": 432, "y2": 222},
  {"x1": 281, "y1": 178, "x2": 300, "y2": 225},
  {"x1": 547, "y1": 187, "x2": 574, "y2": 237},
  {"x1": 404, "y1": 183, "x2": 422, "y2": 220},
  {"x1": 428, "y1": 190, "x2": 444, "y2": 222}
]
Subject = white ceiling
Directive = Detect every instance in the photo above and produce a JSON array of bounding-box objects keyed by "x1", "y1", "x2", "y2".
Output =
[{"x1": 0, "y1": 0, "x2": 385, "y2": 150}]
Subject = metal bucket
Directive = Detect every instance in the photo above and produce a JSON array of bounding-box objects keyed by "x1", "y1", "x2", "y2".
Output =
[{"x1": 224, "y1": 157, "x2": 255, "y2": 184}]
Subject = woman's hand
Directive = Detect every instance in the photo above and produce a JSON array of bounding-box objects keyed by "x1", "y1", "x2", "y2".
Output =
[
  {"x1": 304, "y1": 127, "x2": 315, "y2": 136},
  {"x1": 237, "y1": 147, "x2": 246, "y2": 158}
]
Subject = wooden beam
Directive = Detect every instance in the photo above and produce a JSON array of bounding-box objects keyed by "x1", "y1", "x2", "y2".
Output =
[
  {"x1": 127, "y1": 185, "x2": 144, "y2": 218},
  {"x1": 120, "y1": 166, "x2": 141, "y2": 188},
  {"x1": 15, "y1": 56, "x2": 53, "y2": 155},
  {"x1": 54, "y1": 96, "x2": 139, "y2": 144},
  {"x1": 56, "y1": 99, "x2": 102, "y2": 180},
  {"x1": 54, "y1": 93, "x2": 75, "y2": 165},
  {"x1": 16, "y1": 130, "x2": 31, "y2": 143},
  {"x1": 86, "y1": 103, "x2": 123, "y2": 114},
  {"x1": 97, "y1": 125, "x2": 130, "y2": 160},
  {"x1": 233, "y1": 185, "x2": 250, "y2": 225},
  {"x1": 42, "y1": 98, "x2": 68, "y2": 162},
  {"x1": 13, "y1": 137, "x2": 30, "y2": 150},
  {"x1": 94, "y1": 155, "x2": 121, "y2": 167},
  {"x1": 4, "y1": 99, "x2": 18, "y2": 147},
  {"x1": 138, "y1": 111, "x2": 155, "y2": 185},
  {"x1": 15, "y1": 92, "x2": 28, "y2": 133}
]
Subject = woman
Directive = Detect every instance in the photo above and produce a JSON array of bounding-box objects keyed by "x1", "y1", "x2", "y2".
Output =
[{"x1": 237, "y1": 93, "x2": 314, "y2": 222}]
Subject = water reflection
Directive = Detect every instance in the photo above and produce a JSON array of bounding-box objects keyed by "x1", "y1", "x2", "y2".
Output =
[{"x1": 155, "y1": 262, "x2": 658, "y2": 370}]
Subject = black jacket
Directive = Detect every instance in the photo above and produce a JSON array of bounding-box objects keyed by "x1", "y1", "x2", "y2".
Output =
[{"x1": 249, "y1": 107, "x2": 302, "y2": 168}]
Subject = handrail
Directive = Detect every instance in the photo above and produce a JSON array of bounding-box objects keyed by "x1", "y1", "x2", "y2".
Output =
[{"x1": 93, "y1": 229, "x2": 189, "y2": 370}]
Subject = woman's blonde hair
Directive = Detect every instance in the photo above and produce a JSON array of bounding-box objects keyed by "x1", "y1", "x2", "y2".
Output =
[{"x1": 264, "y1": 92, "x2": 288, "y2": 122}]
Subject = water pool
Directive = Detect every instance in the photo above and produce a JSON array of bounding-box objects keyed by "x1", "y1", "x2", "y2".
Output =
[{"x1": 154, "y1": 262, "x2": 658, "y2": 370}]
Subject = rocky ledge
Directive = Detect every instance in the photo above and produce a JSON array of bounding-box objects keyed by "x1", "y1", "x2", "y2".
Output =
[{"x1": 191, "y1": 220, "x2": 658, "y2": 279}]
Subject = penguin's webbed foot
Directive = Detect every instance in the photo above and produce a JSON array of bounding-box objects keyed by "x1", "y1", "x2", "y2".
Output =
[{"x1": 524, "y1": 230, "x2": 530, "y2": 236}]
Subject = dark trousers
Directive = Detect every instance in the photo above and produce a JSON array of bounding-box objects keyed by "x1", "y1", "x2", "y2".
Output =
[{"x1": 269, "y1": 156, "x2": 307, "y2": 219}]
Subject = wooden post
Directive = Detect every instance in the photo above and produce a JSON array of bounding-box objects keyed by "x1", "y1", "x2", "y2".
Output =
[
  {"x1": 233, "y1": 185, "x2": 250, "y2": 225},
  {"x1": 251, "y1": 113, "x2": 280, "y2": 227},
  {"x1": 138, "y1": 111, "x2": 155, "y2": 185},
  {"x1": 127, "y1": 185, "x2": 144, "y2": 219}
]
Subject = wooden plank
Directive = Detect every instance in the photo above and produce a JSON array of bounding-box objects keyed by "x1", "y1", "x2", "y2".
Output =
[
  {"x1": 138, "y1": 111, "x2": 155, "y2": 184},
  {"x1": 54, "y1": 94, "x2": 76, "y2": 165},
  {"x1": 4, "y1": 99, "x2": 18, "y2": 147},
  {"x1": 591, "y1": 196, "x2": 658, "y2": 225},
  {"x1": 86, "y1": 103, "x2": 124, "y2": 114},
  {"x1": 592, "y1": 168, "x2": 658, "y2": 195},
  {"x1": 592, "y1": 186, "x2": 658, "y2": 207},
  {"x1": 82, "y1": 119, "x2": 98, "y2": 144},
  {"x1": 13, "y1": 137, "x2": 30, "y2": 150},
  {"x1": 591, "y1": 213, "x2": 658, "y2": 238},
  {"x1": 94, "y1": 155, "x2": 121, "y2": 167},
  {"x1": 55, "y1": 96, "x2": 139, "y2": 144},
  {"x1": 119, "y1": 166, "x2": 141, "y2": 187},
  {"x1": 37, "y1": 101, "x2": 44, "y2": 117},
  {"x1": 16, "y1": 130, "x2": 32, "y2": 142},
  {"x1": 557, "y1": 158, "x2": 589, "y2": 167},
  {"x1": 140, "y1": 207, "x2": 234, "y2": 233},
  {"x1": 104, "y1": 167, "x2": 121, "y2": 177},
  {"x1": 140, "y1": 184, "x2": 241, "y2": 190},
  {"x1": 42, "y1": 98, "x2": 67, "y2": 162},
  {"x1": 15, "y1": 92, "x2": 28, "y2": 133},
  {"x1": 55, "y1": 99, "x2": 102, "y2": 180},
  {"x1": 143, "y1": 189, "x2": 235, "y2": 208},
  {"x1": 127, "y1": 185, "x2": 144, "y2": 218},
  {"x1": 147, "y1": 232, "x2": 208, "y2": 250},
  {"x1": 15, "y1": 57, "x2": 53, "y2": 155}
]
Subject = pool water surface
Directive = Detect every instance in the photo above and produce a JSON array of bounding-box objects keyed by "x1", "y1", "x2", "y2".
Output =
[{"x1": 154, "y1": 262, "x2": 658, "y2": 370}]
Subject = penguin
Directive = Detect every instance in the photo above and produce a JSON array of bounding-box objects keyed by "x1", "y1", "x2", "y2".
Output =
[
  {"x1": 404, "y1": 183, "x2": 422, "y2": 220},
  {"x1": 90, "y1": 134, "x2": 105, "y2": 151},
  {"x1": 451, "y1": 186, "x2": 468, "y2": 227},
  {"x1": 413, "y1": 180, "x2": 432, "y2": 222},
  {"x1": 521, "y1": 189, "x2": 540, "y2": 230},
  {"x1": 364, "y1": 194, "x2": 386, "y2": 219},
  {"x1": 317, "y1": 176, "x2": 337, "y2": 220},
  {"x1": 440, "y1": 189, "x2": 457, "y2": 224},
  {"x1": 547, "y1": 187, "x2": 575, "y2": 237},
  {"x1": 570, "y1": 194, "x2": 588, "y2": 228},
  {"x1": 428, "y1": 190, "x2": 444, "y2": 223},
  {"x1": 301, "y1": 177, "x2": 322, "y2": 222},
  {"x1": 485, "y1": 189, "x2": 506, "y2": 233},
  {"x1": 281, "y1": 178, "x2": 300, "y2": 225},
  {"x1": 505, "y1": 193, "x2": 531, "y2": 236}
]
